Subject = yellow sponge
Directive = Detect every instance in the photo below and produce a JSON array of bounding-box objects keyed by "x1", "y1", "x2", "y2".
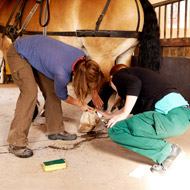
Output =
[{"x1": 42, "y1": 158, "x2": 67, "y2": 172}]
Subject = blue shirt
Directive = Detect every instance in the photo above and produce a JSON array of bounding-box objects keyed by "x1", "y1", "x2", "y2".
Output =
[{"x1": 14, "y1": 35, "x2": 86, "y2": 100}]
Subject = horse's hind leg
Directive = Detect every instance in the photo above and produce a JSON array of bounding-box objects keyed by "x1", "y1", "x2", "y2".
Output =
[{"x1": 115, "y1": 39, "x2": 139, "y2": 66}]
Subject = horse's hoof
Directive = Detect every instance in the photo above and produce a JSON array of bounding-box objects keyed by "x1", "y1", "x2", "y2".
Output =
[{"x1": 78, "y1": 124, "x2": 95, "y2": 133}]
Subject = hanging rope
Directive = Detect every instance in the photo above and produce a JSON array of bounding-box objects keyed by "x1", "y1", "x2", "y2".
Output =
[
  {"x1": 37, "y1": 0, "x2": 50, "y2": 27},
  {"x1": 43, "y1": 0, "x2": 51, "y2": 35}
]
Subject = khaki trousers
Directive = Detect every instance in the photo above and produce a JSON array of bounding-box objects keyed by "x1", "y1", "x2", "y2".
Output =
[{"x1": 6, "y1": 44, "x2": 65, "y2": 147}]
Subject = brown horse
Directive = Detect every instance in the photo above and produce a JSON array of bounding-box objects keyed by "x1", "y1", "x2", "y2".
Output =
[
  {"x1": 0, "y1": 0, "x2": 160, "y2": 78},
  {"x1": 0, "y1": 0, "x2": 160, "y2": 131}
]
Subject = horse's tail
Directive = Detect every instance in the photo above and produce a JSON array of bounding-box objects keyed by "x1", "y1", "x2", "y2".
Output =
[{"x1": 138, "y1": 0, "x2": 160, "y2": 72}]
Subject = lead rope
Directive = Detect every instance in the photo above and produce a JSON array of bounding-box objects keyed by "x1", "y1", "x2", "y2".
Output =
[
  {"x1": 43, "y1": 0, "x2": 51, "y2": 36},
  {"x1": 38, "y1": 0, "x2": 50, "y2": 27},
  {"x1": 18, "y1": 0, "x2": 50, "y2": 36}
]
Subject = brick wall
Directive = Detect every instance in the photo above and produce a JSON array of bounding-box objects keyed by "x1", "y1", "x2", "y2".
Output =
[{"x1": 161, "y1": 38, "x2": 190, "y2": 58}]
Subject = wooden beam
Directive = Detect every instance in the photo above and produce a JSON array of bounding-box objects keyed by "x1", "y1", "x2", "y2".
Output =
[{"x1": 161, "y1": 38, "x2": 190, "y2": 47}]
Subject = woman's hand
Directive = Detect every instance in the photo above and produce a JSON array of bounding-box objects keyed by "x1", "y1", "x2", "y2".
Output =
[
  {"x1": 98, "y1": 111, "x2": 112, "y2": 120},
  {"x1": 99, "y1": 95, "x2": 138, "y2": 128},
  {"x1": 79, "y1": 102, "x2": 94, "y2": 113},
  {"x1": 106, "y1": 113, "x2": 127, "y2": 128},
  {"x1": 91, "y1": 89, "x2": 103, "y2": 110},
  {"x1": 98, "y1": 111, "x2": 126, "y2": 128},
  {"x1": 64, "y1": 95, "x2": 94, "y2": 113}
]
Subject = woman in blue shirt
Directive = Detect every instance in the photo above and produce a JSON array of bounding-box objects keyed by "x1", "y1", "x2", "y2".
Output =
[{"x1": 6, "y1": 35, "x2": 104, "y2": 158}]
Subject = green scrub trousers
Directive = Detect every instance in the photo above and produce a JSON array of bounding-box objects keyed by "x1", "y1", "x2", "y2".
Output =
[{"x1": 108, "y1": 106, "x2": 190, "y2": 164}]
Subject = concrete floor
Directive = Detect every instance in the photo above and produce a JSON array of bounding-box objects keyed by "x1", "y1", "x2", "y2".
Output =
[{"x1": 0, "y1": 83, "x2": 190, "y2": 190}]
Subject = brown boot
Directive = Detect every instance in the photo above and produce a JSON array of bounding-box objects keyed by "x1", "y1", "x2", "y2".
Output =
[
  {"x1": 48, "y1": 131, "x2": 77, "y2": 141},
  {"x1": 9, "y1": 144, "x2": 33, "y2": 158}
]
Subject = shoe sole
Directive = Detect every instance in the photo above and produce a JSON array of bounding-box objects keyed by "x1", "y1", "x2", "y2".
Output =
[
  {"x1": 48, "y1": 135, "x2": 77, "y2": 141},
  {"x1": 151, "y1": 145, "x2": 185, "y2": 175}
]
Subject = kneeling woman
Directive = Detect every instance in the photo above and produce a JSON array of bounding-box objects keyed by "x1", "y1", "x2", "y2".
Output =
[{"x1": 101, "y1": 64, "x2": 190, "y2": 174}]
